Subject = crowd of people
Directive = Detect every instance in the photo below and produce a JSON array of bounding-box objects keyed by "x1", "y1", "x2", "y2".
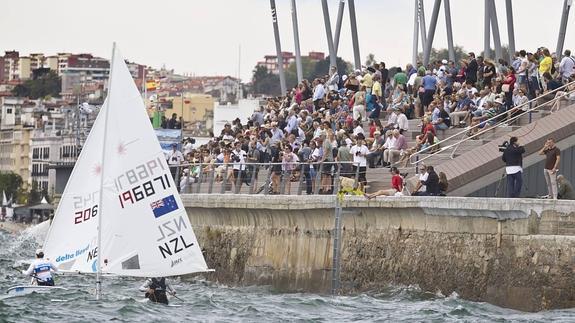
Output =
[{"x1": 173, "y1": 46, "x2": 574, "y2": 197}]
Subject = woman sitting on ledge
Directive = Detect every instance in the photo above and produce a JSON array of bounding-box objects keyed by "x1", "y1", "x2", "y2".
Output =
[{"x1": 364, "y1": 167, "x2": 404, "y2": 199}]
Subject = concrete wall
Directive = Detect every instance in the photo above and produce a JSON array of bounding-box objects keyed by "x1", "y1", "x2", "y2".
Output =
[{"x1": 184, "y1": 194, "x2": 575, "y2": 312}]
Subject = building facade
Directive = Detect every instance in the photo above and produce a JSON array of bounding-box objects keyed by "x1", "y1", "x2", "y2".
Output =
[{"x1": 256, "y1": 51, "x2": 325, "y2": 74}]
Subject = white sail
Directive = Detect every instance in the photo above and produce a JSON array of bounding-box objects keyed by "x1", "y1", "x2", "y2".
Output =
[
  {"x1": 43, "y1": 46, "x2": 209, "y2": 277},
  {"x1": 2, "y1": 191, "x2": 7, "y2": 206},
  {"x1": 42, "y1": 96, "x2": 106, "y2": 272}
]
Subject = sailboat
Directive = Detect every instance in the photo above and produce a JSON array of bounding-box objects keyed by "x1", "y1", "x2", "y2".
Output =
[{"x1": 7, "y1": 44, "x2": 210, "y2": 297}]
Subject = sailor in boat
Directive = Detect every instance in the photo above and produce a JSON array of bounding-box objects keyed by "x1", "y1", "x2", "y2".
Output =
[
  {"x1": 139, "y1": 277, "x2": 176, "y2": 305},
  {"x1": 22, "y1": 249, "x2": 58, "y2": 286}
]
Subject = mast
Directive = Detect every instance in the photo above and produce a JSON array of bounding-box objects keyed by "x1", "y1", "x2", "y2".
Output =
[{"x1": 96, "y1": 42, "x2": 116, "y2": 300}]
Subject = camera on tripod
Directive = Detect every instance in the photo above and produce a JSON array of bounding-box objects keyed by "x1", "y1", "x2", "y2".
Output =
[{"x1": 498, "y1": 140, "x2": 509, "y2": 152}]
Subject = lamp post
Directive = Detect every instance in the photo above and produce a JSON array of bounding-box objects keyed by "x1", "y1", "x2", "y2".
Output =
[{"x1": 180, "y1": 92, "x2": 184, "y2": 139}]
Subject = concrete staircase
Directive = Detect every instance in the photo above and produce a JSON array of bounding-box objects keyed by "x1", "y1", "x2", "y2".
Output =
[{"x1": 364, "y1": 98, "x2": 569, "y2": 194}]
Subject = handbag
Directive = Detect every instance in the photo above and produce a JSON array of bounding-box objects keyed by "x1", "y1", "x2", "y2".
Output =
[{"x1": 502, "y1": 84, "x2": 510, "y2": 93}]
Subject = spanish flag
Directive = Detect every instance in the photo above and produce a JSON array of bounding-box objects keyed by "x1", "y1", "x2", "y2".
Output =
[{"x1": 146, "y1": 81, "x2": 157, "y2": 91}]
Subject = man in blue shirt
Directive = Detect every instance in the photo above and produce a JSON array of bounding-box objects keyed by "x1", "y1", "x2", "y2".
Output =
[
  {"x1": 421, "y1": 70, "x2": 437, "y2": 109},
  {"x1": 450, "y1": 92, "x2": 475, "y2": 127}
]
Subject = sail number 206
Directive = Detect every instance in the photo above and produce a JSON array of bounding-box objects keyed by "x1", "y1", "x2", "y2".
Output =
[{"x1": 74, "y1": 205, "x2": 98, "y2": 224}]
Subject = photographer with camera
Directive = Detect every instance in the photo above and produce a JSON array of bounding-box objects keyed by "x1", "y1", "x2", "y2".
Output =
[
  {"x1": 501, "y1": 136, "x2": 525, "y2": 198},
  {"x1": 167, "y1": 143, "x2": 184, "y2": 184},
  {"x1": 350, "y1": 133, "x2": 369, "y2": 188},
  {"x1": 231, "y1": 141, "x2": 248, "y2": 190}
]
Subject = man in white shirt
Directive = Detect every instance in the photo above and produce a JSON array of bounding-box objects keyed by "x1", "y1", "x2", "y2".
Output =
[
  {"x1": 231, "y1": 142, "x2": 247, "y2": 190},
  {"x1": 411, "y1": 163, "x2": 429, "y2": 196},
  {"x1": 559, "y1": 50, "x2": 575, "y2": 83},
  {"x1": 381, "y1": 130, "x2": 396, "y2": 167},
  {"x1": 394, "y1": 108, "x2": 409, "y2": 133},
  {"x1": 182, "y1": 138, "x2": 194, "y2": 156},
  {"x1": 352, "y1": 120, "x2": 365, "y2": 137},
  {"x1": 167, "y1": 143, "x2": 184, "y2": 181},
  {"x1": 516, "y1": 50, "x2": 529, "y2": 87},
  {"x1": 349, "y1": 134, "x2": 369, "y2": 187},
  {"x1": 326, "y1": 66, "x2": 340, "y2": 91},
  {"x1": 284, "y1": 109, "x2": 299, "y2": 135},
  {"x1": 383, "y1": 108, "x2": 398, "y2": 132},
  {"x1": 312, "y1": 78, "x2": 326, "y2": 109},
  {"x1": 269, "y1": 122, "x2": 284, "y2": 145}
]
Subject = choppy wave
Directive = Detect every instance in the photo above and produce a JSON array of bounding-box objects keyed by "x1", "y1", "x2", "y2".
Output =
[{"x1": 2, "y1": 227, "x2": 575, "y2": 322}]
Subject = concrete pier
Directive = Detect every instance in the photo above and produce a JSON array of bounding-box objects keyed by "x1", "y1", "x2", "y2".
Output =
[{"x1": 184, "y1": 194, "x2": 575, "y2": 312}]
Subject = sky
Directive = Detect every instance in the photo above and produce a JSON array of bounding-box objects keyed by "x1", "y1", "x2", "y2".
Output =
[{"x1": 0, "y1": 0, "x2": 573, "y2": 81}]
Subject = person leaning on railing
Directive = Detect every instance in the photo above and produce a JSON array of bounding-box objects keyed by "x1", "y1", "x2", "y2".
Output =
[{"x1": 550, "y1": 79, "x2": 575, "y2": 113}]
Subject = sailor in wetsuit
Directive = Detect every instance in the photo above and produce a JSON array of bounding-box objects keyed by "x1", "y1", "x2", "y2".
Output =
[
  {"x1": 139, "y1": 277, "x2": 176, "y2": 305},
  {"x1": 22, "y1": 249, "x2": 58, "y2": 286}
]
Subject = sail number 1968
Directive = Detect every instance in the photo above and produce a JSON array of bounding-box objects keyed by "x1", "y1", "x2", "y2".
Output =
[{"x1": 118, "y1": 174, "x2": 171, "y2": 208}]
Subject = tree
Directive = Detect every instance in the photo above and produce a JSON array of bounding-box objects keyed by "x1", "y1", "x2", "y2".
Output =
[
  {"x1": 0, "y1": 172, "x2": 23, "y2": 204},
  {"x1": 480, "y1": 46, "x2": 512, "y2": 64},
  {"x1": 251, "y1": 65, "x2": 281, "y2": 96},
  {"x1": 285, "y1": 57, "x2": 317, "y2": 89},
  {"x1": 27, "y1": 181, "x2": 41, "y2": 205},
  {"x1": 418, "y1": 45, "x2": 469, "y2": 66},
  {"x1": 11, "y1": 70, "x2": 61, "y2": 99},
  {"x1": 312, "y1": 56, "x2": 351, "y2": 81},
  {"x1": 365, "y1": 53, "x2": 376, "y2": 67},
  {"x1": 11, "y1": 84, "x2": 30, "y2": 97},
  {"x1": 41, "y1": 187, "x2": 51, "y2": 204},
  {"x1": 250, "y1": 56, "x2": 352, "y2": 96}
]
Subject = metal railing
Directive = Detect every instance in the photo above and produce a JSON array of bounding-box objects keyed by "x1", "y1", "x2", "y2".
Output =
[
  {"x1": 409, "y1": 80, "x2": 575, "y2": 167},
  {"x1": 170, "y1": 161, "x2": 361, "y2": 195}
]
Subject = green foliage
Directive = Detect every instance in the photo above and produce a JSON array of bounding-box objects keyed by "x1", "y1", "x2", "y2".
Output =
[
  {"x1": 417, "y1": 46, "x2": 469, "y2": 65},
  {"x1": 285, "y1": 56, "x2": 317, "y2": 89},
  {"x1": 251, "y1": 56, "x2": 352, "y2": 96},
  {"x1": 480, "y1": 46, "x2": 512, "y2": 63},
  {"x1": 28, "y1": 181, "x2": 42, "y2": 206},
  {"x1": 11, "y1": 71, "x2": 61, "y2": 99},
  {"x1": 251, "y1": 65, "x2": 281, "y2": 96},
  {"x1": 0, "y1": 172, "x2": 23, "y2": 203},
  {"x1": 312, "y1": 56, "x2": 350, "y2": 81}
]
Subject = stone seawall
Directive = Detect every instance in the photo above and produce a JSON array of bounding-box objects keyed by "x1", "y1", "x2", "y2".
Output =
[{"x1": 183, "y1": 194, "x2": 575, "y2": 312}]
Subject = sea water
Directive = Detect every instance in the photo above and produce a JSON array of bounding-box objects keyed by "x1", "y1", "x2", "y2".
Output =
[{"x1": 1, "y1": 226, "x2": 575, "y2": 322}]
